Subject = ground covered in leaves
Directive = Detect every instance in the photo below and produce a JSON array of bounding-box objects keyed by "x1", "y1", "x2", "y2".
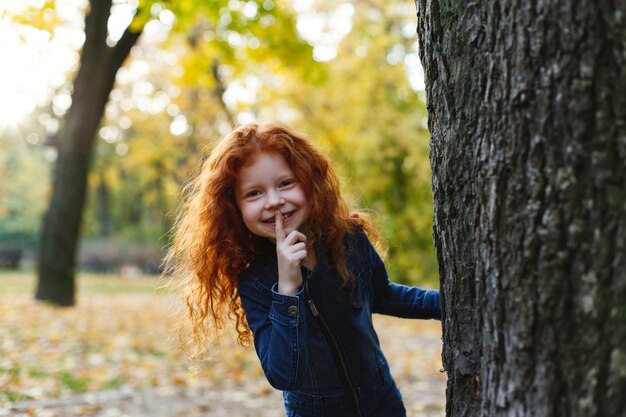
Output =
[{"x1": 0, "y1": 272, "x2": 445, "y2": 416}]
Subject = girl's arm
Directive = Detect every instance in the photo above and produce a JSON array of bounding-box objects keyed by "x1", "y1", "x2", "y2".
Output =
[
  {"x1": 362, "y1": 234, "x2": 441, "y2": 320},
  {"x1": 238, "y1": 276, "x2": 310, "y2": 390},
  {"x1": 372, "y1": 268, "x2": 441, "y2": 319}
]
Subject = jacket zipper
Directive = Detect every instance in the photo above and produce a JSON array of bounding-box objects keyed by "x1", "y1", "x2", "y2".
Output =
[{"x1": 304, "y1": 281, "x2": 363, "y2": 417}]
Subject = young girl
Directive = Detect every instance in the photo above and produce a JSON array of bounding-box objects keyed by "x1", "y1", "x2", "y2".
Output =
[{"x1": 167, "y1": 122, "x2": 441, "y2": 417}]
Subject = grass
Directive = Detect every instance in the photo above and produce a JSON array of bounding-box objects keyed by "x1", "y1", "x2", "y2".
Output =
[{"x1": 0, "y1": 270, "x2": 165, "y2": 296}]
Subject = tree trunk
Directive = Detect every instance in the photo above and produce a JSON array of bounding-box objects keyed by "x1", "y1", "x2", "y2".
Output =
[
  {"x1": 97, "y1": 168, "x2": 112, "y2": 237},
  {"x1": 415, "y1": 1, "x2": 626, "y2": 416},
  {"x1": 36, "y1": 0, "x2": 141, "y2": 305}
]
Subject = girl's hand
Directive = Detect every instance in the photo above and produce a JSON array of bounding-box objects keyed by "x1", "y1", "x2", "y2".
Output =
[{"x1": 275, "y1": 210, "x2": 306, "y2": 295}]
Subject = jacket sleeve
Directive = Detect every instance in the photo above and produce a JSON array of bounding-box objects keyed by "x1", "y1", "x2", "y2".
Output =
[
  {"x1": 362, "y1": 234, "x2": 441, "y2": 320},
  {"x1": 237, "y1": 274, "x2": 309, "y2": 390}
]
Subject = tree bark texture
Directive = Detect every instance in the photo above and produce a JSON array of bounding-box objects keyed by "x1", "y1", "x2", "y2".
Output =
[
  {"x1": 36, "y1": 0, "x2": 141, "y2": 305},
  {"x1": 415, "y1": 1, "x2": 625, "y2": 416}
]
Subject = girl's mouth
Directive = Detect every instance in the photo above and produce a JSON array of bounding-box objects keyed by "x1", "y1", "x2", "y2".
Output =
[{"x1": 265, "y1": 211, "x2": 294, "y2": 224}]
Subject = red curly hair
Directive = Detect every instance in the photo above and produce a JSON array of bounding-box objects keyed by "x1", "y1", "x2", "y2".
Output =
[{"x1": 166, "y1": 122, "x2": 382, "y2": 350}]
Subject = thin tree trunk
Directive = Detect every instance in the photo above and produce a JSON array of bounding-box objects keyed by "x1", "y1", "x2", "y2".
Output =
[
  {"x1": 36, "y1": 0, "x2": 141, "y2": 305},
  {"x1": 97, "y1": 167, "x2": 112, "y2": 237},
  {"x1": 415, "y1": 0, "x2": 626, "y2": 416}
]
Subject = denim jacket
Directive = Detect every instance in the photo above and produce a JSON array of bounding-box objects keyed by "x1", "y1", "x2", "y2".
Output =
[{"x1": 238, "y1": 231, "x2": 441, "y2": 417}]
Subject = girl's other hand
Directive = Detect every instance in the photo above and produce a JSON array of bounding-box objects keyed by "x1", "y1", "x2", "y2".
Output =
[{"x1": 275, "y1": 210, "x2": 306, "y2": 295}]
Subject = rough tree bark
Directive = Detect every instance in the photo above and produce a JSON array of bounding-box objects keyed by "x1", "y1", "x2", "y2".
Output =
[
  {"x1": 415, "y1": 1, "x2": 625, "y2": 416},
  {"x1": 36, "y1": 1, "x2": 141, "y2": 305}
]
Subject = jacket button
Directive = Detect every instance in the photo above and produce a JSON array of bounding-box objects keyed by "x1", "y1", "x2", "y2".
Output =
[{"x1": 287, "y1": 305, "x2": 298, "y2": 317}]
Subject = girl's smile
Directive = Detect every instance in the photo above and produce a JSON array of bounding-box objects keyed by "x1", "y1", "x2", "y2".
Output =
[
  {"x1": 235, "y1": 152, "x2": 311, "y2": 239},
  {"x1": 264, "y1": 210, "x2": 295, "y2": 225}
]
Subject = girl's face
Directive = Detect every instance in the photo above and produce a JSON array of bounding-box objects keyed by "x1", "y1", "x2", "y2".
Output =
[{"x1": 235, "y1": 151, "x2": 311, "y2": 240}]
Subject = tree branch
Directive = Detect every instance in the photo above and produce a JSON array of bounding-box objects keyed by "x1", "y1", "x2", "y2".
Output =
[
  {"x1": 211, "y1": 59, "x2": 236, "y2": 126},
  {"x1": 84, "y1": 0, "x2": 112, "y2": 58},
  {"x1": 110, "y1": 15, "x2": 144, "y2": 71}
]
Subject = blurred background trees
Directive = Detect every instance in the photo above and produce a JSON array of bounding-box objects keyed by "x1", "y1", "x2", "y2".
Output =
[{"x1": 0, "y1": 0, "x2": 435, "y2": 302}]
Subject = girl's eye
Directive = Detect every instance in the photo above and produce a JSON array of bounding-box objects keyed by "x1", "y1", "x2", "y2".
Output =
[
  {"x1": 279, "y1": 179, "x2": 295, "y2": 188},
  {"x1": 245, "y1": 190, "x2": 261, "y2": 198}
]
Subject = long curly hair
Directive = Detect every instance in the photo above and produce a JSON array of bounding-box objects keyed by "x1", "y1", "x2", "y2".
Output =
[{"x1": 165, "y1": 121, "x2": 382, "y2": 350}]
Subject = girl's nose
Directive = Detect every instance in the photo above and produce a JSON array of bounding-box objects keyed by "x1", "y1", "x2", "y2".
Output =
[{"x1": 264, "y1": 190, "x2": 284, "y2": 209}]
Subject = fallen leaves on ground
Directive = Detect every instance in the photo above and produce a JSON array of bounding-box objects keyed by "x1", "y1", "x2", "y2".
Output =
[{"x1": 0, "y1": 273, "x2": 445, "y2": 416}]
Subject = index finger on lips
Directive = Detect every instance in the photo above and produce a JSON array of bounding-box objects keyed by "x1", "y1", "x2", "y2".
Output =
[{"x1": 274, "y1": 210, "x2": 285, "y2": 243}]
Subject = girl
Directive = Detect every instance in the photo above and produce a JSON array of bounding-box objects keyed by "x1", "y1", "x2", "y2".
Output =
[{"x1": 167, "y1": 122, "x2": 441, "y2": 417}]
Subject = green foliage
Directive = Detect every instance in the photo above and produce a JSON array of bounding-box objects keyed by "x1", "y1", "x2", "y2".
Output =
[
  {"x1": 0, "y1": 365, "x2": 21, "y2": 378},
  {"x1": 58, "y1": 371, "x2": 90, "y2": 394},
  {"x1": 0, "y1": 137, "x2": 49, "y2": 250},
  {"x1": 102, "y1": 376, "x2": 126, "y2": 390},
  {"x1": 3, "y1": 391, "x2": 34, "y2": 403}
]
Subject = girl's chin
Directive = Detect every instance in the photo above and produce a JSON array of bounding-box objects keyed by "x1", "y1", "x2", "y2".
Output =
[{"x1": 264, "y1": 225, "x2": 296, "y2": 241}]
